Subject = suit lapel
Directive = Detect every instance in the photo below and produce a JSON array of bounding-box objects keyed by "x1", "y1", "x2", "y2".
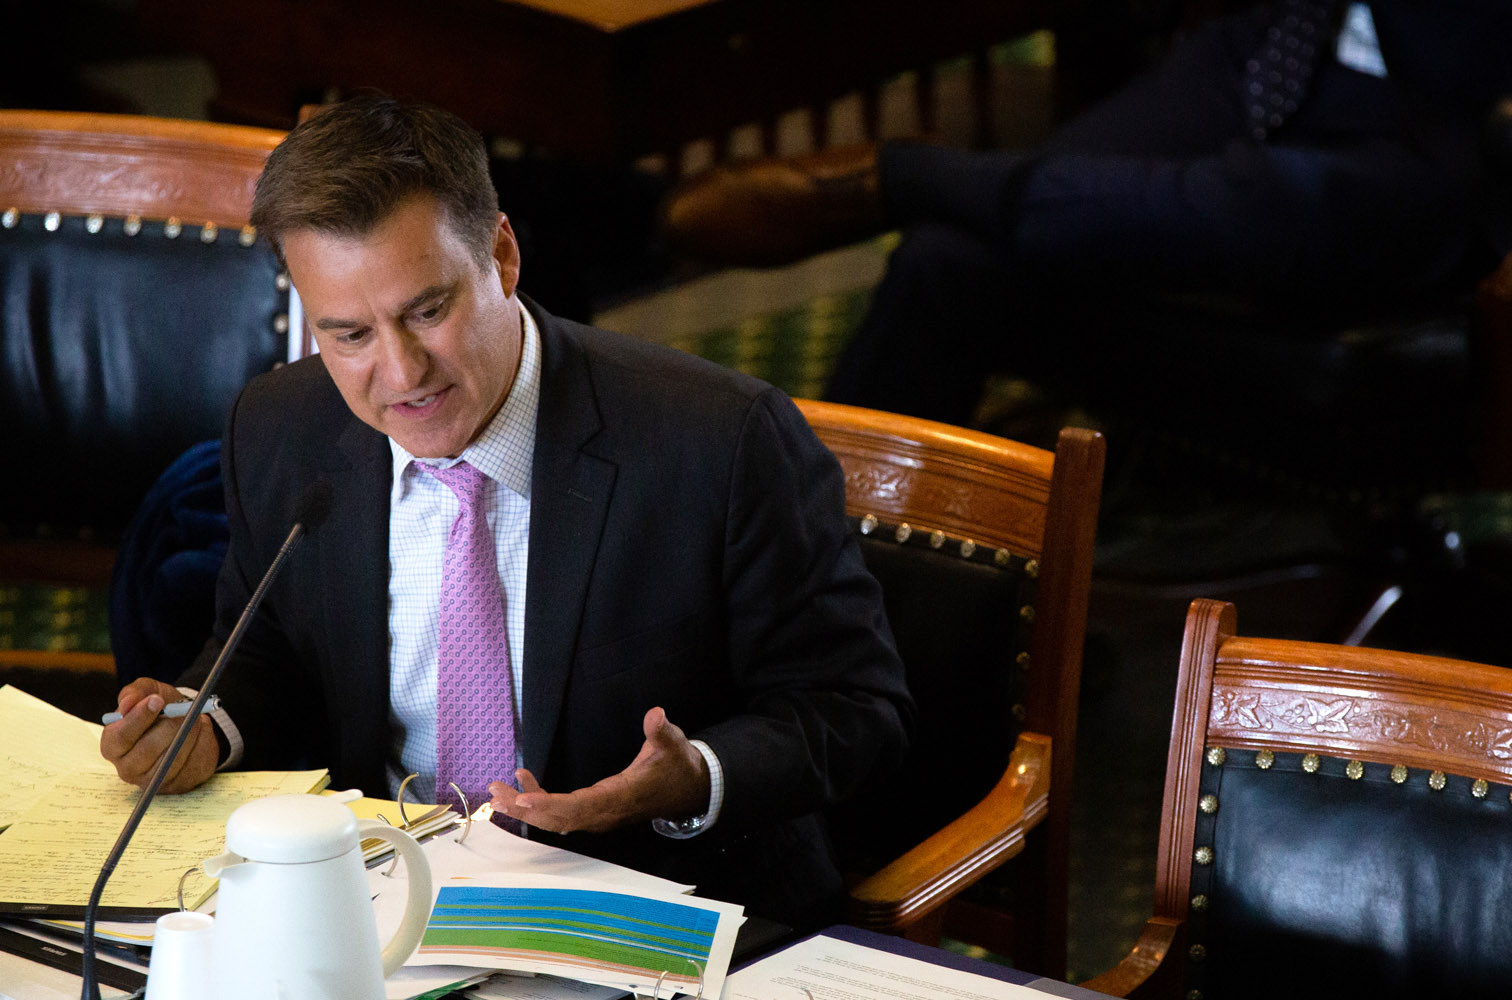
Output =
[
  {"x1": 319, "y1": 410, "x2": 393, "y2": 789},
  {"x1": 521, "y1": 307, "x2": 617, "y2": 777}
]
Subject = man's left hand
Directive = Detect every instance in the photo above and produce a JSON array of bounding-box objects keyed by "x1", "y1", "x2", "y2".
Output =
[{"x1": 489, "y1": 706, "x2": 710, "y2": 834}]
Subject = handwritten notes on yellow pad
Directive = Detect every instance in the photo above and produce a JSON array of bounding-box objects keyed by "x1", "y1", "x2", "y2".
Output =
[
  {"x1": 0, "y1": 685, "x2": 328, "y2": 913},
  {"x1": 0, "y1": 685, "x2": 106, "y2": 830}
]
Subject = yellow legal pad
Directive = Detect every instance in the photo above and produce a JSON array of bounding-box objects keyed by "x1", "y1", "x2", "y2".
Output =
[{"x1": 0, "y1": 684, "x2": 327, "y2": 916}]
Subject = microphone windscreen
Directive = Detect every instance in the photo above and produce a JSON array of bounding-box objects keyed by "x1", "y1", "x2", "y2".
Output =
[{"x1": 295, "y1": 480, "x2": 333, "y2": 533}]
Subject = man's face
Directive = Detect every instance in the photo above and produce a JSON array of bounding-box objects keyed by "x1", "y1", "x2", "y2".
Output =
[{"x1": 285, "y1": 193, "x2": 523, "y2": 459}]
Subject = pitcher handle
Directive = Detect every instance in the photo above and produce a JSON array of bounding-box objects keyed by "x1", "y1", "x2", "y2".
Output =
[{"x1": 357, "y1": 820, "x2": 434, "y2": 977}]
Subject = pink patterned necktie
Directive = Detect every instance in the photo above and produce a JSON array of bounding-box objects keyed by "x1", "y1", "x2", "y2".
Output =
[{"x1": 417, "y1": 460, "x2": 517, "y2": 815}]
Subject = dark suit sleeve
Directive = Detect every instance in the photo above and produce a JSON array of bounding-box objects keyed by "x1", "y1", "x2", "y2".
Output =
[
  {"x1": 695, "y1": 388, "x2": 913, "y2": 834},
  {"x1": 178, "y1": 379, "x2": 326, "y2": 771}
]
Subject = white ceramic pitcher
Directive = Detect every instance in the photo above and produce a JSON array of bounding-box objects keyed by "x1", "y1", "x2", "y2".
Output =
[{"x1": 200, "y1": 792, "x2": 433, "y2": 1000}]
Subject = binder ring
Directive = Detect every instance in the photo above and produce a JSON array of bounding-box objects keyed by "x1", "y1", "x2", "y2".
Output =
[
  {"x1": 396, "y1": 773, "x2": 421, "y2": 826},
  {"x1": 634, "y1": 969, "x2": 670, "y2": 1000},
  {"x1": 632, "y1": 957, "x2": 704, "y2": 998},
  {"x1": 447, "y1": 782, "x2": 474, "y2": 845},
  {"x1": 397, "y1": 772, "x2": 473, "y2": 845}
]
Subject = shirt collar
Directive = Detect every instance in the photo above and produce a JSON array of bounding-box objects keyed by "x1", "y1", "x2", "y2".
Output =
[{"x1": 389, "y1": 300, "x2": 541, "y2": 501}]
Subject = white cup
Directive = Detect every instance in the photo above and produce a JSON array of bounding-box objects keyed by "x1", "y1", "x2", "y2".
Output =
[{"x1": 145, "y1": 911, "x2": 215, "y2": 1000}]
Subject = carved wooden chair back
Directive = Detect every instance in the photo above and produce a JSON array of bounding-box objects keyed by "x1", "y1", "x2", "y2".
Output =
[
  {"x1": 1086, "y1": 598, "x2": 1512, "y2": 999},
  {"x1": 795, "y1": 399, "x2": 1104, "y2": 979}
]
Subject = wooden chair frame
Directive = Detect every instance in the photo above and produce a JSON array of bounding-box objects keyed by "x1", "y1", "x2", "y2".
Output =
[
  {"x1": 0, "y1": 111, "x2": 283, "y2": 229},
  {"x1": 796, "y1": 399, "x2": 1104, "y2": 979},
  {"x1": 1085, "y1": 598, "x2": 1512, "y2": 998},
  {"x1": 0, "y1": 111, "x2": 285, "y2": 674}
]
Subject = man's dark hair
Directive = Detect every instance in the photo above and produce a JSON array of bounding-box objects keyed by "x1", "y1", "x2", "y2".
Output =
[{"x1": 251, "y1": 95, "x2": 499, "y2": 268}]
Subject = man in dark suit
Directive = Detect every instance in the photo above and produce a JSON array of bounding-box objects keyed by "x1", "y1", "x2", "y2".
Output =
[
  {"x1": 101, "y1": 96, "x2": 912, "y2": 927},
  {"x1": 665, "y1": 0, "x2": 1512, "y2": 426}
]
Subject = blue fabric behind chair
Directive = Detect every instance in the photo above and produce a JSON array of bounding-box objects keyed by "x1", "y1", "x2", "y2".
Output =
[{"x1": 108, "y1": 440, "x2": 228, "y2": 686}]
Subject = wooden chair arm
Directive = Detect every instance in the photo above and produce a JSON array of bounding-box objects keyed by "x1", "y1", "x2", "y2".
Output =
[
  {"x1": 1079, "y1": 917, "x2": 1184, "y2": 999},
  {"x1": 847, "y1": 731, "x2": 1052, "y2": 932}
]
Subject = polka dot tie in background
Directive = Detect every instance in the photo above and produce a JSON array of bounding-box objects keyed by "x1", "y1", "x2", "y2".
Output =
[{"x1": 1242, "y1": 0, "x2": 1341, "y2": 141}]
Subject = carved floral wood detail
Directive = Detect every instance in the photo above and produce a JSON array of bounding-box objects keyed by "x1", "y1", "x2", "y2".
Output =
[
  {"x1": 836, "y1": 458, "x2": 1044, "y2": 554},
  {"x1": 1210, "y1": 683, "x2": 1512, "y2": 765},
  {"x1": 2, "y1": 161, "x2": 178, "y2": 207},
  {"x1": 0, "y1": 117, "x2": 279, "y2": 227},
  {"x1": 0, "y1": 156, "x2": 261, "y2": 223},
  {"x1": 843, "y1": 463, "x2": 972, "y2": 519},
  {"x1": 800, "y1": 400, "x2": 1057, "y2": 556}
]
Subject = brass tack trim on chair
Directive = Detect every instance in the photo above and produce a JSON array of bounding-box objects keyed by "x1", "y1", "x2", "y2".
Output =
[
  {"x1": 1011, "y1": 703, "x2": 1027, "y2": 722},
  {"x1": 1391, "y1": 764, "x2": 1408, "y2": 784},
  {"x1": 200, "y1": 221, "x2": 219, "y2": 243},
  {"x1": 85, "y1": 213, "x2": 103, "y2": 234},
  {"x1": 164, "y1": 216, "x2": 182, "y2": 238},
  {"x1": 1191, "y1": 894, "x2": 1208, "y2": 911},
  {"x1": 1472, "y1": 778, "x2": 1489, "y2": 799},
  {"x1": 276, "y1": 271, "x2": 290, "y2": 290},
  {"x1": 848, "y1": 515, "x2": 1033, "y2": 573},
  {"x1": 1428, "y1": 770, "x2": 1447, "y2": 791},
  {"x1": 274, "y1": 314, "x2": 290, "y2": 334},
  {"x1": 1189, "y1": 944, "x2": 1206, "y2": 962},
  {"x1": 1346, "y1": 760, "x2": 1364, "y2": 780},
  {"x1": 1301, "y1": 753, "x2": 1320, "y2": 773},
  {"x1": 240, "y1": 225, "x2": 258, "y2": 247},
  {"x1": 43, "y1": 211, "x2": 60, "y2": 232},
  {"x1": 1198, "y1": 794, "x2": 1218, "y2": 815},
  {"x1": 2, "y1": 207, "x2": 17, "y2": 228},
  {"x1": 124, "y1": 214, "x2": 141, "y2": 236},
  {"x1": 1016, "y1": 651, "x2": 1030, "y2": 669},
  {"x1": 1206, "y1": 747, "x2": 1227, "y2": 767},
  {"x1": 1187, "y1": 991, "x2": 1203, "y2": 1000},
  {"x1": 1024, "y1": 558, "x2": 1039, "y2": 578},
  {"x1": 1254, "y1": 749, "x2": 1274, "y2": 770},
  {"x1": 1019, "y1": 604, "x2": 1035, "y2": 623},
  {"x1": 1194, "y1": 846, "x2": 1214, "y2": 865}
]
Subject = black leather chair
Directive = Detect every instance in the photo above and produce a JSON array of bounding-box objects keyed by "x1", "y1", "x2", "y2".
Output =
[
  {"x1": 1085, "y1": 598, "x2": 1512, "y2": 999},
  {"x1": 0, "y1": 111, "x2": 291, "y2": 679},
  {"x1": 797, "y1": 400, "x2": 1105, "y2": 980}
]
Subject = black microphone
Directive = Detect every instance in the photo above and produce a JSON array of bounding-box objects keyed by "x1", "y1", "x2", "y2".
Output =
[{"x1": 80, "y1": 481, "x2": 332, "y2": 1000}]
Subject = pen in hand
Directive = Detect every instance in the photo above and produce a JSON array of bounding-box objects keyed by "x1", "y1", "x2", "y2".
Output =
[{"x1": 102, "y1": 696, "x2": 220, "y2": 726}]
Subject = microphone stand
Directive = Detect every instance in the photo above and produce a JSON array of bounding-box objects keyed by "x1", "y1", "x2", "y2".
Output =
[{"x1": 80, "y1": 520, "x2": 312, "y2": 1000}]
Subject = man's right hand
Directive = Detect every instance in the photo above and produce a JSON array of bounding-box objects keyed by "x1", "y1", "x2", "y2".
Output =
[{"x1": 99, "y1": 678, "x2": 219, "y2": 793}]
